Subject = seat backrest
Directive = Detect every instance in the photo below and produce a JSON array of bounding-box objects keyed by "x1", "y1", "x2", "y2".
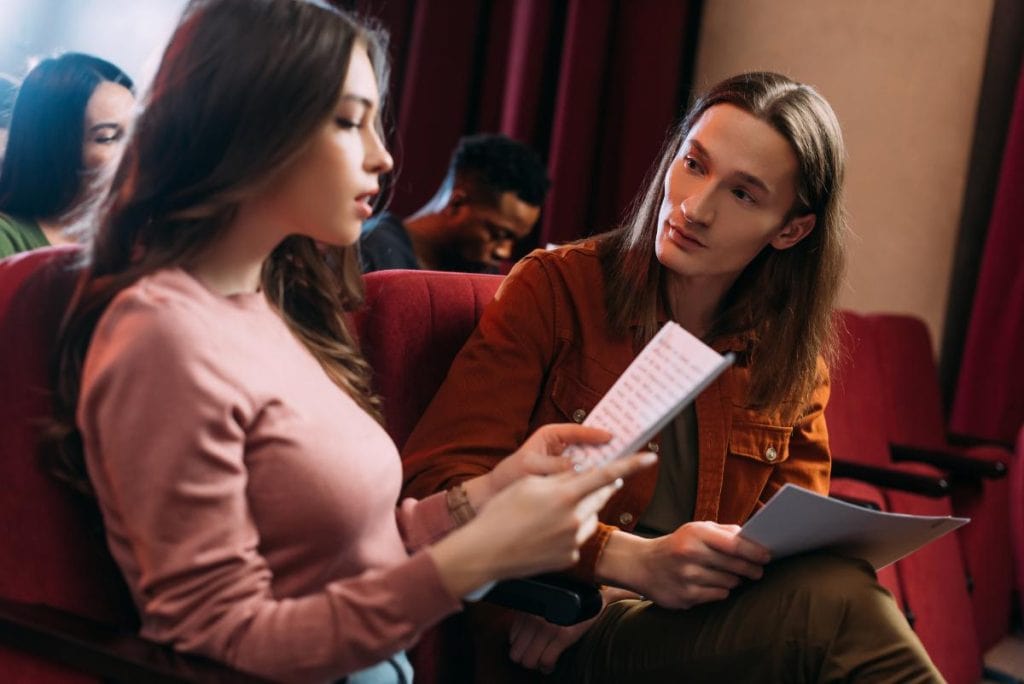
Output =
[
  {"x1": 869, "y1": 314, "x2": 1016, "y2": 652},
  {"x1": 825, "y1": 311, "x2": 894, "y2": 468},
  {"x1": 353, "y1": 268, "x2": 502, "y2": 684},
  {"x1": 867, "y1": 313, "x2": 948, "y2": 449},
  {"x1": 828, "y1": 311, "x2": 981, "y2": 681},
  {"x1": 0, "y1": 247, "x2": 137, "y2": 680},
  {"x1": 356, "y1": 269, "x2": 503, "y2": 451}
]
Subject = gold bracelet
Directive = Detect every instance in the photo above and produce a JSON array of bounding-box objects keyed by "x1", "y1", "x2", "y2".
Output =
[{"x1": 446, "y1": 482, "x2": 476, "y2": 526}]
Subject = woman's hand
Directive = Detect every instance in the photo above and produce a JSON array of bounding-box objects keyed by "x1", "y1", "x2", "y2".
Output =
[
  {"x1": 429, "y1": 451, "x2": 657, "y2": 599},
  {"x1": 508, "y1": 586, "x2": 638, "y2": 673},
  {"x1": 463, "y1": 424, "x2": 613, "y2": 510},
  {"x1": 598, "y1": 521, "x2": 770, "y2": 610}
]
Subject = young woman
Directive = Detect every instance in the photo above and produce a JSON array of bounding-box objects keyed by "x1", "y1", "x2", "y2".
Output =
[
  {"x1": 50, "y1": 1, "x2": 655, "y2": 682},
  {"x1": 0, "y1": 53, "x2": 134, "y2": 257},
  {"x1": 402, "y1": 73, "x2": 943, "y2": 681}
]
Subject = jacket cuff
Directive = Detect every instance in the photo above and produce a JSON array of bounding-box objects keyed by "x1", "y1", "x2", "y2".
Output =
[{"x1": 566, "y1": 522, "x2": 615, "y2": 583}]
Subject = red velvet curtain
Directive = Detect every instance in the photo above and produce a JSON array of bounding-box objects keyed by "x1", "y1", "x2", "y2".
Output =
[
  {"x1": 951, "y1": 58, "x2": 1024, "y2": 444},
  {"x1": 355, "y1": 0, "x2": 703, "y2": 248}
]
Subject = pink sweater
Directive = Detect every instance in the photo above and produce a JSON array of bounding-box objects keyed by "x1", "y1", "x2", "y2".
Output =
[{"x1": 78, "y1": 268, "x2": 462, "y2": 682}]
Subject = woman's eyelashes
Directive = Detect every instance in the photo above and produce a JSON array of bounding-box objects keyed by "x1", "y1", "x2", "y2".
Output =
[
  {"x1": 334, "y1": 105, "x2": 369, "y2": 130},
  {"x1": 92, "y1": 125, "x2": 124, "y2": 144}
]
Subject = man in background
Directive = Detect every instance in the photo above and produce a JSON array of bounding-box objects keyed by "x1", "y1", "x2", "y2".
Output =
[{"x1": 360, "y1": 133, "x2": 550, "y2": 273}]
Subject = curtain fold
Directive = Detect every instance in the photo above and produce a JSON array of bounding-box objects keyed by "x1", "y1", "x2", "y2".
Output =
[
  {"x1": 951, "y1": 58, "x2": 1024, "y2": 444},
  {"x1": 358, "y1": 0, "x2": 703, "y2": 247}
]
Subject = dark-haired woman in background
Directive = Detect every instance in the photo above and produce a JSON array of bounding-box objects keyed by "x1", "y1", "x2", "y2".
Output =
[{"x1": 0, "y1": 53, "x2": 134, "y2": 257}]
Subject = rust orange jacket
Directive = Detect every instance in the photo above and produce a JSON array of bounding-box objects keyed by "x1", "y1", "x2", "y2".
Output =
[{"x1": 401, "y1": 241, "x2": 831, "y2": 582}]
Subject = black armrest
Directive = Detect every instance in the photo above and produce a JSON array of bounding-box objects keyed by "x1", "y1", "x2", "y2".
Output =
[
  {"x1": 483, "y1": 575, "x2": 602, "y2": 626},
  {"x1": 0, "y1": 598, "x2": 272, "y2": 684},
  {"x1": 829, "y1": 493, "x2": 881, "y2": 511},
  {"x1": 890, "y1": 443, "x2": 1006, "y2": 480},
  {"x1": 831, "y1": 459, "x2": 951, "y2": 498},
  {"x1": 946, "y1": 432, "x2": 1014, "y2": 450}
]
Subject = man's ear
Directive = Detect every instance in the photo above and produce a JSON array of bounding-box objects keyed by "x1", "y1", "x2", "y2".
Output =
[
  {"x1": 770, "y1": 212, "x2": 816, "y2": 250},
  {"x1": 446, "y1": 188, "x2": 469, "y2": 215}
]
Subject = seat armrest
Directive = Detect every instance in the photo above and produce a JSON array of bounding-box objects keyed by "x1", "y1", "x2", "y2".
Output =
[
  {"x1": 946, "y1": 432, "x2": 1014, "y2": 450},
  {"x1": 828, "y1": 493, "x2": 881, "y2": 511},
  {"x1": 482, "y1": 575, "x2": 602, "y2": 626},
  {"x1": 831, "y1": 459, "x2": 951, "y2": 498},
  {"x1": 890, "y1": 443, "x2": 1007, "y2": 480},
  {"x1": 0, "y1": 598, "x2": 272, "y2": 684}
]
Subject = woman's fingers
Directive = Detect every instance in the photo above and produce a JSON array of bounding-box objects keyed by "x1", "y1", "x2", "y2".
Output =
[
  {"x1": 533, "y1": 423, "x2": 612, "y2": 454},
  {"x1": 559, "y1": 451, "x2": 657, "y2": 501}
]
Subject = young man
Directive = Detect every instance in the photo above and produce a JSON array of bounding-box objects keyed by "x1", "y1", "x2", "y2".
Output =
[{"x1": 360, "y1": 133, "x2": 550, "y2": 273}]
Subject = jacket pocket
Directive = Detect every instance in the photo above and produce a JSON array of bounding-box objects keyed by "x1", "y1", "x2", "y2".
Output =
[
  {"x1": 729, "y1": 419, "x2": 793, "y2": 465},
  {"x1": 550, "y1": 371, "x2": 605, "y2": 424},
  {"x1": 720, "y1": 418, "x2": 794, "y2": 523}
]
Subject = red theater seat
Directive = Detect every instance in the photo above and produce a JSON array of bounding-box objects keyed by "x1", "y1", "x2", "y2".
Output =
[
  {"x1": 868, "y1": 313, "x2": 1014, "y2": 656},
  {"x1": 826, "y1": 310, "x2": 982, "y2": 684},
  {"x1": 0, "y1": 247, "x2": 272, "y2": 683},
  {"x1": 357, "y1": 269, "x2": 502, "y2": 684}
]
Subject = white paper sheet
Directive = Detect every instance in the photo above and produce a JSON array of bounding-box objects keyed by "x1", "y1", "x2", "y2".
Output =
[
  {"x1": 562, "y1": 321, "x2": 733, "y2": 468},
  {"x1": 740, "y1": 484, "x2": 969, "y2": 569}
]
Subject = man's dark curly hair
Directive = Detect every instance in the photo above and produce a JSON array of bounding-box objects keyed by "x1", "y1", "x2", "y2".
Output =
[{"x1": 449, "y1": 133, "x2": 550, "y2": 206}]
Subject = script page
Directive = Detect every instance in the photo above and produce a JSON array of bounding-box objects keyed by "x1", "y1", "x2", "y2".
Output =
[
  {"x1": 740, "y1": 484, "x2": 969, "y2": 569},
  {"x1": 563, "y1": 321, "x2": 732, "y2": 468}
]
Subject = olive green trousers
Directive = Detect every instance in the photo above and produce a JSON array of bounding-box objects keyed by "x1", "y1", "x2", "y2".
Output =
[
  {"x1": 557, "y1": 553, "x2": 942, "y2": 683},
  {"x1": 469, "y1": 553, "x2": 944, "y2": 683}
]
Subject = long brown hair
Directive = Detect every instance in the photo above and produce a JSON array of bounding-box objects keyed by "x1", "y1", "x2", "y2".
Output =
[
  {"x1": 50, "y1": 0, "x2": 390, "y2": 494},
  {"x1": 600, "y1": 72, "x2": 847, "y2": 411}
]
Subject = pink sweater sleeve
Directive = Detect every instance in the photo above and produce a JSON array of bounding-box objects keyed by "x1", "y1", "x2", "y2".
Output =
[
  {"x1": 396, "y1": 492, "x2": 458, "y2": 551},
  {"x1": 78, "y1": 291, "x2": 461, "y2": 683}
]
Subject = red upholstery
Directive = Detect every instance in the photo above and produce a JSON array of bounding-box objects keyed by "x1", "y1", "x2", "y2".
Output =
[
  {"x1": 358, "y1": 269, "x2": 503, "y2": 452},
  {"x1": 0, "y1": 247, "x2": 136, "y2": 682},
  {"x1": 827, "y1": 311, "x2": 981, "y2": 684},
  {"x1": 869, "y1": 313, "x2": 1014, "y2": 652},
  {"x1": 1016, "y1": 426, "x2": 1024, "y2": 621},
  {"x1": 356, "y1": 269, "x2": 503, "y2": 684}
]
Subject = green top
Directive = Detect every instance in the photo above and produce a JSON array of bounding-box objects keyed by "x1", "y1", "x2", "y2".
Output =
[{"x1": 0, "y1": 212, "x2": 48, "y2": 258}]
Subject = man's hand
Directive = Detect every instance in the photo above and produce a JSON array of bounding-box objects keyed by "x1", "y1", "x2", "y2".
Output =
[
  {"x1": 598, "y1": 521, "x2": 770, "y2": 610},
  {"x1": 508, "y1": 587, "x2": 638, "y2": 673}
]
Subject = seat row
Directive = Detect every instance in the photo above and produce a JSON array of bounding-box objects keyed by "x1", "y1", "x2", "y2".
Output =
[{"x1": 0, "y1": 248, "x2": 1019, "y2": 682}]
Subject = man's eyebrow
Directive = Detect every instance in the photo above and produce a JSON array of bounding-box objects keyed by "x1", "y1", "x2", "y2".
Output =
[
  {"x1": 690, "y1": 137, "x2": 771, "y2": 194},
  {"x1": 737, "y1": 171, "x2": 770, "y2": 194}
]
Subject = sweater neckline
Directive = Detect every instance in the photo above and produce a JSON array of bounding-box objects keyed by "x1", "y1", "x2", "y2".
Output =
[{"x1": 169, "y1": 266, "x2": 270, "y2": 312}]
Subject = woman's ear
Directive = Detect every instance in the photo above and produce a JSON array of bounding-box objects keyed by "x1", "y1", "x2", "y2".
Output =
[{"x1": 771, "y1": 213, "x2": 816, "y2": 251}]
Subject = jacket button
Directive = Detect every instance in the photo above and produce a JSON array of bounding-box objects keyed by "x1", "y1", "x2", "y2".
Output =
[
  {"x1": 765, "y1": 446, "x2": 778, "y2": 462},
  {"x1": 619, "y1": 512, "x2": 634, "y2": 525},
  {"x1": 572, "y1": 408, "x2": 587, "y2": 423},
  {"x1": 646, "y1": 441, "x2": 660, "y2": 453}
]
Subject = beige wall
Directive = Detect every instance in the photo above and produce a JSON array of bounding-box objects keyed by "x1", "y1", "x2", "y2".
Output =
[{"x1": 693, "y1": 0, "x2": 994, "y2": 353}]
